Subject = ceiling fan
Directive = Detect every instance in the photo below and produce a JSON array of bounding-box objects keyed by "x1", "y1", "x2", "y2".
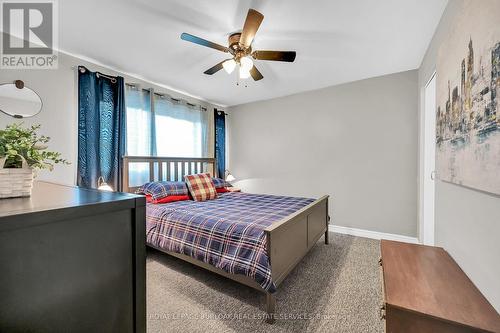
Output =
[{"x1": 180, "y1": 9, "x2": 296, "y2": 81}]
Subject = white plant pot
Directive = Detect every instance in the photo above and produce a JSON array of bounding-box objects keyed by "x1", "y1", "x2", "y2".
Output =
[{"x1": 0, "y1": 157, "x2": 35, "y2": 198}]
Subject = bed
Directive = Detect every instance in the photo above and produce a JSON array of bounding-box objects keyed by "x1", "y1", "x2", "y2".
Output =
[{"x1": 122, "y1": 156, "x2": 330, "y2": 323}]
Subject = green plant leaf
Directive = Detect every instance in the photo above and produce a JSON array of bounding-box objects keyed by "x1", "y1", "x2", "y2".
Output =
[{"x1": 0, "y1": 123, "x2": 70, "y2": 170}]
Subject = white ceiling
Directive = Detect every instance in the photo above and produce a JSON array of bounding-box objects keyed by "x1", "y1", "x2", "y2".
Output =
[{"x1": 60, "y1": 0, "x2": 448, "y2": 106}]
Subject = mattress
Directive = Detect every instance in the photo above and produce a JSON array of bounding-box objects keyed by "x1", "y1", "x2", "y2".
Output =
[{"x1": 146, "y1": 191, "x2": 315, "y2": 292}]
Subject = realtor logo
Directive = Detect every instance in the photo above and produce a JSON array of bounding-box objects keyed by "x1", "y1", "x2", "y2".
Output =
[{"x1": 1, "y1": 0, "x2": 58, "y2": 69}]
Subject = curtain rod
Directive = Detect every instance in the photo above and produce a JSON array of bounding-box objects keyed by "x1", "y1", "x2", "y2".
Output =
[
  {"x1": 215, "y1": 109, "x2": 228, "y2": 116},
  {"x1": 78, "y1": 66, "x2": 118, "y2": 83},
  {"x1": 125, "y1": 82, "x2": 208, "y2": 111}
]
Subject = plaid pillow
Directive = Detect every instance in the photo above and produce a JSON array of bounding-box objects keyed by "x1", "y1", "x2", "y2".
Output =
[
  {"x1": 211, "y1": 177, "x2": 233, "y2": 189},
  {"x1": 136, "y1": 181, "x2": 188, "y2": 201},
  {"x1": 185, "y1": 173, "x2": 218, "y2": 201}
]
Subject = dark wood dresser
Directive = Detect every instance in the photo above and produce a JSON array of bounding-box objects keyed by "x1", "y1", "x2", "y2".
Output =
[
  {"x1": 0, "y1": 181, "x2": 146, "y2": 333},
  {"x1": 380, "y1": 240, "x2": 500, "y2": 333}
]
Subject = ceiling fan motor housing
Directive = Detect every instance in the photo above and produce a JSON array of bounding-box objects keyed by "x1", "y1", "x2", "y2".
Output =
[{"x1": 228, "y1": 33, "x2": 251, "y2": 58}]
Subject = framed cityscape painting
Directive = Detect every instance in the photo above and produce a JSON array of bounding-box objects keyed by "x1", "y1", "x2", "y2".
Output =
[{"x1": 436, "y1": 0, "x2": 500, "y2": 195}]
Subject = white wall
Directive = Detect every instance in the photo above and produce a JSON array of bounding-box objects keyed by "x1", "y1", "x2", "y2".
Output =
[
  {"x1": 228, "y1": 70, "x2": 418, "y2": 237},
  {"x1": 0, "y1": 56, "x2": 77, "y2": 185},
  {"x1": 0, "y1": 51, "x2": 217, "y2": 186},
  {"x1": 418, "y1": 0, "x2": 500, "y2": 312}
]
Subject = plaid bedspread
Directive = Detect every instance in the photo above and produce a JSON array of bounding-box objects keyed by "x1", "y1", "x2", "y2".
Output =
[{"x1": 146, "y1": 192, "x2": 315, "y2": 292}]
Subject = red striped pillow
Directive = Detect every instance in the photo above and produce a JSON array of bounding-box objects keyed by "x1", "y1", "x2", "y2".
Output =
[{"x1": 184, "y1": 173, "x2": 218, "y2": 201}]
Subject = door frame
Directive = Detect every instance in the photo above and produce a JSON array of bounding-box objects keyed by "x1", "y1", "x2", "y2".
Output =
[{"x1": 418, "y1": 71, "x2": 437, "y2": 245}]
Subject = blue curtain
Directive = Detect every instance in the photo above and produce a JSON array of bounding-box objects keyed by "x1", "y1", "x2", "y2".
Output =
[
  {"x1": 214, "y1": 109, "x2": 226, "y2": 178},
  {"x1": 77, "y1": 66, "x2": 125, "y2": 191}
]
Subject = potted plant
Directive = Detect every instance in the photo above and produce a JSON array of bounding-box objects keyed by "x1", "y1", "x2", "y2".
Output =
[{"x1": 0, "y1": 123, "x2": 69, "y2": 198}]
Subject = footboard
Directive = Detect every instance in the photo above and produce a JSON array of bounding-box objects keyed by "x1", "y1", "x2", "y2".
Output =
[{"x1": 265, "y1": 195, "x2": 329, "y2": 286}]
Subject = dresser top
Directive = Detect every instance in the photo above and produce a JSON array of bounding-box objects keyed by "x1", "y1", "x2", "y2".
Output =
[
  {"x1": 0, "y1": 181, "x2": 143, "y2": 219},
  {"x1": 381, "y1": 240, "x2": 500, "y2": 332}
]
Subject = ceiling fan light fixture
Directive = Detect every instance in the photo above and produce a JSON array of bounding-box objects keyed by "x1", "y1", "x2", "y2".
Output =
[
  {"x1": 222, "y1": 59, "x2": 236, "y2": 74},
  {"x1": 239, "y1": 66, "x2": 251, "y2": 79},
  {"x1": 240, "y1": 56, "x2": 253, "y2": 72}
]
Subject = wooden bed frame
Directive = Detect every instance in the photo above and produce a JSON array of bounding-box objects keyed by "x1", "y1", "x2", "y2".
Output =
[{"x1": 122, "y1": 156, "x2": 330, "y2": 323}]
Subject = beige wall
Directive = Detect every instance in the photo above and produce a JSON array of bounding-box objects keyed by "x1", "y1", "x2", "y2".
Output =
[
  {"x1": 418, "y1": 0, "x2": 500, "y2": 312},
  {"x1": 228, "y1": 70, "x2": 419, "y2": 237},
  {"x1": 0, "y1": 51, "x2": 217, "y2": 186}
]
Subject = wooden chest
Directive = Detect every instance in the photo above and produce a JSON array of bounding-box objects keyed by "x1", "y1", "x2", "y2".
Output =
[{"x1": 380, "y1": 240, "x2": 500, "y2": 333}]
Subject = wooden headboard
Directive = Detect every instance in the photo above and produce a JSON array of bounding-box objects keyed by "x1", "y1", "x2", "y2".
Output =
[{"x1": 122, "y1": 156, "x2": 217, "y2": 193}]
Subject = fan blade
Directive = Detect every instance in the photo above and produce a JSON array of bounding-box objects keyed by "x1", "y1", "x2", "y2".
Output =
[
  {"x1": 252, "y1": 50, "x2": 296, "y2": 62},
  {"x1": 203, "y1": 60, "x2": 226, "y2": 75},
  {"x1": 181, "y1": 33, "x2": 229, "y2": 53},
  {"x1": 249, "y1": 65, "x2": 264, "y2": 81},
  {"x1": 239, "y1": 9, "x2": 264, "y2": 48}
]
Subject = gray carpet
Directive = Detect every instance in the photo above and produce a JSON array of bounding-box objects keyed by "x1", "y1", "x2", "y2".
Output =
[{"x1": 146, "y1": 233, "x2": 384, "y2": 333}]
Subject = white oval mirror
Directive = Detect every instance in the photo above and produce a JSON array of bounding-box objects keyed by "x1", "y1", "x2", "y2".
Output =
[{"x1": 0, "y1": 82, "x2": 42, "y2": 118}]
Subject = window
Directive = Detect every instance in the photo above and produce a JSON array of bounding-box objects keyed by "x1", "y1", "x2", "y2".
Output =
[
  {"x1": 124, "y1": 84, "x2": 210, "y2": 186},
  {"x1": 154, "y1": 95, "x2": 209, "y2": 157},
  {"x1": 126, "y1": 87, "x2": 153, "y2": 156}
]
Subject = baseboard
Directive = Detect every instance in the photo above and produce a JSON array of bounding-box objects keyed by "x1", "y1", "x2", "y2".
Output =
[{"x1": 329, "y1": 225, "x2": 420, "y2": 244}]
